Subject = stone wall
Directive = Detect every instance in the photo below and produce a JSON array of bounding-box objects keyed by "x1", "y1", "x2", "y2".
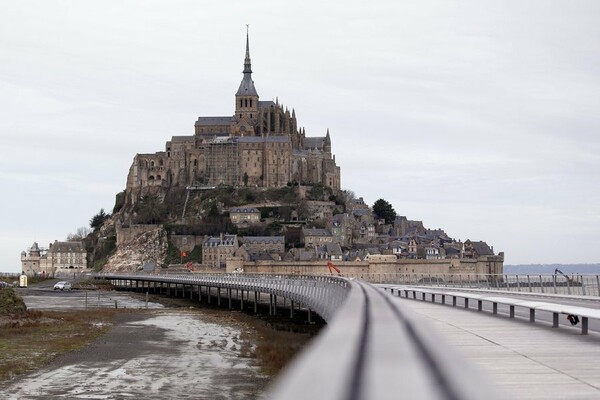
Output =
[
  {"x1": 227, "y1": 256, "x2": 503, "y2": 279},
  {"x1": 170, "y1": 235, "x2": 205, "y2": 253}
]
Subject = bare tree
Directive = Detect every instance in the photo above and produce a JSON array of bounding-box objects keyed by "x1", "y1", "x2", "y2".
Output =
[{"x1": 66, "y1": 226, "x2": 92, "y2": 241}]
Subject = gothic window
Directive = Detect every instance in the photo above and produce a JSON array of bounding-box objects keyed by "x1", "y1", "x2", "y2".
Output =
[
  {"x1": 250, "y1": 99, "x2": 253, "y2": 107},
  {"x1": 240, "y1": 99, "x2": 243, "y2": 108}
]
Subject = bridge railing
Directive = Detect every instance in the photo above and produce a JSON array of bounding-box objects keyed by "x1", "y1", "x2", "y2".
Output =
[
  {"x1": 95, "y1": 272, "x2": 501, "y2": 399},
  {"x1": 330, "y1": 273, "x2": 600, "y2": 297}
]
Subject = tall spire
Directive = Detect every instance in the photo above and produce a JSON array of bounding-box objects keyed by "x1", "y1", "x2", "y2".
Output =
[
  {"x1": 243, "y1": 24, "x2": 252, "y2": 74},
  {"x1": 236, "y1": 25, "x2": 258, "y2": 97}
]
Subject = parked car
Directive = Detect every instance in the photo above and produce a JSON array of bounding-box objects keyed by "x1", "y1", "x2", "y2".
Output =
[{"x1": 53, "y1": 281, "x2": 72, "y2": 291}]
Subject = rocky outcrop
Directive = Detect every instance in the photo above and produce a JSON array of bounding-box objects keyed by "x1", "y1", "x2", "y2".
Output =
[{"x1": 103, "y1": 225, "x2": 168, "y2": 272}]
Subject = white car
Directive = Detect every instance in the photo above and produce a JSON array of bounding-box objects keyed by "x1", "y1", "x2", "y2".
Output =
[{"x1": 53, "y1": 281, "x2": 72, "y2": 291}]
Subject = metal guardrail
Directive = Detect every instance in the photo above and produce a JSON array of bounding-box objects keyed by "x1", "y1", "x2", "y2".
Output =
[
  {"x1": 387, "y1": 286, "x2": 600, "y2": 335},
  {"x1": 95, "y1": 273, "x2": 500, "y2": 400},
  {"x1": 322, "y1": 273, "x2": 600, "y2": 297}
]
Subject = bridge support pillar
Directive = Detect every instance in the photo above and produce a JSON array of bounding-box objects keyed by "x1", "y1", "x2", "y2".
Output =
[
  {"x1": 308, "y1": 308, "x2": 312, "y2": 323},
  {"x1": 208, "y1": 287, "x2": 211, "y2": 304},
  {"x1": 217, "y1": 288, "x2": 221, "y2": 306},
  {"x1": 254, "y1": 292, "x2": 258, "y2": 313},
  {"x1": 135, "y1": 281, "x2": 138, "y2": 291},
  {"x1": 167, "y1": 283, "x2": 170, "y2": 296},
  {"x1": 422, "y1": 292, "x2": 426, "y2": 301},
  {"x1": 530, "y1": 309, "x2": 535, "y2": 323},
  {"x1": 274, "y1": 295, "x2": 277, "y2": 315},
  {"x1": 290, "y1": 301, "x2": 294, "y2": 318},
  {"x1": 553, "y1": 312, "x2": 559, "y2": 327},
  {"x1": 478, "y1": 300, "x2": 483, "y2": 311},
  {"x1": 464, "y1": 298, "x2": 469, "y2": 309},
  {"x1": 441, "y1": 295, "x2": 445, "y2": 305},
  {"x1": 431, "y1": 294, "x2": 435, "y2": 303},
  {"x1": 228, "y1": 288, "x2": 232, "y2": 310},
  {"x1": 240, "y1": 290, "x2": 244, "y2": 311},
  {"x1": 269, "y1": 294, "x2": 273, "y2": 315},
  {"x1": 198, "y1": 286, "x2": 202, "y2": 303},
  {"x1": 190, "y1": 285, "x2": 193, "y2": 300},
  {"x1": 493, "y1": 303, "x2": 498, "y2": 314},
  {"x1": 510, "y1": 305, "x2": 515, "y2": 318},
  {"x1": 452, "y1": 296, "x2": 457, "y2": 307},
  {"x1": 582, "y1": 317, "x2": 589, "y2": 335}
]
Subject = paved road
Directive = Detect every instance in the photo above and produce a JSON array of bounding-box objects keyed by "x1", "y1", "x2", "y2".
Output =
[
  {"x1": 397, "y1": 295, "x2": 600, "y2": 399},
  {"x1": 17, "y1": 286, "x2": 164, "y2": 310}
]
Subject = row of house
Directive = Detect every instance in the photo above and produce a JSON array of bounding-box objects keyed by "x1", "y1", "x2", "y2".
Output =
[{"x1": 201, "y1": 227, "x2": 496, "y2": 268}]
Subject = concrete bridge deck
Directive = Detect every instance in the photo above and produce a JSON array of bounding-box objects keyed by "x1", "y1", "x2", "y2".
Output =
[{"x1": 397, "y1": 295, "x2": 600, "y2": 399}]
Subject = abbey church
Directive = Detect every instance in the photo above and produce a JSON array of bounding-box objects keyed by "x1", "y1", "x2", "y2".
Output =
[{"x1": 126, "y1": 31, "x2": 341, "y2": 201}]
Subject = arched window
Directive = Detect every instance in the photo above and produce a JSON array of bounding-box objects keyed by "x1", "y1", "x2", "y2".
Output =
[
  {"x1": 148, "y1": 175, "x2": 155, "y2": 180},
  {"x1": 240, "y1": 99, "x2": 243, "y2": 108},
  {"x1": 159, "y1": 159, "x2": 163, "y2": 166},
  {"x1": 151, "y1": 161, "x2": 155, "y2": 167},
  {"x1": 156, "y1": 174, "x2": 161, "y2": 180}
]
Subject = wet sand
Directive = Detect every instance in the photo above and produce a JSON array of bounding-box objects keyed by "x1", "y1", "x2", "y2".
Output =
[{"x1": 1, "y1": 296, "x2": 270, "y2": 399}]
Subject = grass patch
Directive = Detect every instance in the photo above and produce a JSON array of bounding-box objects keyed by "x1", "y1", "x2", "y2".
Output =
[
  {"x1": 72, "y1": 279, "x2": 115, "y2": 291},
  {"x1": 0, "y1": 309, "x2": 121, "y2": 382},
  {"x1": 244, "y1": 323, "x2": 315, "y2": 376}
]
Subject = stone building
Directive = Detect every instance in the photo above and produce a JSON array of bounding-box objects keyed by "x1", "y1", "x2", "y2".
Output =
[
  {"x1": 202, "y1": 234, "x2": 238, "y2": 268},
  {"x1": 229, "y1": 207, "x2": 261, "y2": 227},
  {"x1": 21, "y1": 240, "x2": 87, "y2": 276},
  {"x1": 125, "y1": 30, "x2": 341, "y2": 205}
]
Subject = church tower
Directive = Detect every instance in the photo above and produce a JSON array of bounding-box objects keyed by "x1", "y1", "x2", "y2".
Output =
[{"x1": 234, "y1": 26, "x2": 259, "y2": 133}]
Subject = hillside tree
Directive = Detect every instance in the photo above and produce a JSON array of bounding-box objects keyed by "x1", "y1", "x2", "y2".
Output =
[{"x1": 373, "y1": 199, "x2": 397, "y2": 224}]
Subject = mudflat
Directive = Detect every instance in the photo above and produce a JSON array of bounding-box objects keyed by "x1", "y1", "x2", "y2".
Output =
[{"x1": 1, "y1": 287, "x2": 318, "y2": 399}]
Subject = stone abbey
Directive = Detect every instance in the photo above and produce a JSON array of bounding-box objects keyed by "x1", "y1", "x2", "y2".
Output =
[{"x1": 126, "y1": 31, "x2": 341, "y2": 202}]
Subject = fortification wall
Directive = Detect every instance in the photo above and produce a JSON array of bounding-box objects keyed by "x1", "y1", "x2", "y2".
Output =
[{"x1": 227, "y1": 257, "x2": 502, "y2": 278}]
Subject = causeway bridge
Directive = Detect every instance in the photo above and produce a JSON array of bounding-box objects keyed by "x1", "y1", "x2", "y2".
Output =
[{"x1": 96, "y1": 272, "x2": 600, "y2": 399}]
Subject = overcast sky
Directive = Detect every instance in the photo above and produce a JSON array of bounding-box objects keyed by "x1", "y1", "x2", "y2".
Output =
[{"x1": 1, "y1": 1, "x2": 599, "y2": 272}]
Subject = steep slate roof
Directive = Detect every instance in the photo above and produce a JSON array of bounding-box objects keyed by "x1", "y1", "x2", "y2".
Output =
[
  {"x1": 195, "y1": 116, "x2": 234, "y2": 126},
  {"x1": 259, "y1": 100, "x2": 276, "y2": 108},
  {"x1": 240, "y1": 236, "x2": 285, "y2": 244},
  {"x1": 230, "y1": 207, "x2": 260, "y2": 213},
  {"x1": 470, "y1": 241, "x2": 494, "y2": 256},
  {"x1": 304, "y1": 137, "x2": 325, "y2": 150},
  {"x1": 299, "y1": 250, "x2": 316, "y2": 261},
  {"x1": 302, "y1": 228, "x2": 332, "y2": 237},
  {"x1": 170, "y1": 135, "x2": 194, "y2": 142},
  {"x1": 204, "y1": 235, "x2": 237, "y2": 246},
  {"x1": 49, "y1": 241, "x2": 85, "y2": 253},
  {"x1": 325, "y1": 243, "x2": 343, "y2": 256}
]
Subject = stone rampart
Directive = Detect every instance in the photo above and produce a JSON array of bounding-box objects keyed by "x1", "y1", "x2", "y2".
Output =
[{"x1": 227, "y1": 256, "x2": 503, "y2": 278}]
